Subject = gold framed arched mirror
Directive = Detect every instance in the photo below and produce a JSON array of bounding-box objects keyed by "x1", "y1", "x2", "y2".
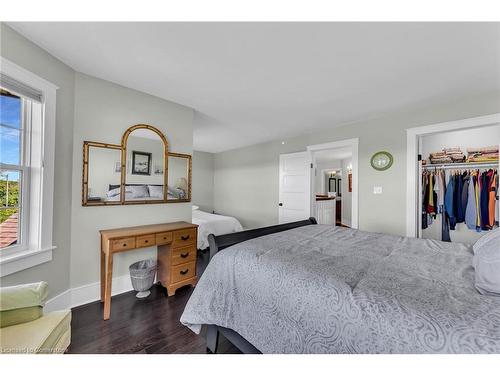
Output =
[
  {"x1": 82, "y1": 124, "x2": 192, "y2": 206},
  {"x1": 121, "y1": 124, "x2": 169, "y2": 204}
]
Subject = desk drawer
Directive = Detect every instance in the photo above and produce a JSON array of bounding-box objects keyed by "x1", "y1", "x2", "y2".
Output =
[
  {"x1": 156, "y1": 232, "x2": 173, "y2": 245},
  {"x1": 111, "y1": 237, "x2": 136, "y2": 251},
  {"x1": 171, "y1": 245, "x2": 196, "y2": 266},
  {"x1": 171, "y1": 261, "x2": 196, "y2": 283},
  {"x1": 136, "y1": 234, "x2": 155, "y2": 248},
  {"x1": 172, "y1": 228, "x2": 196, "y2": 248}
]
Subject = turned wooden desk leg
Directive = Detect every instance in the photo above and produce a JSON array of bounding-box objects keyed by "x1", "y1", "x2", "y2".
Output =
[
  {"x1": 100, "y1": 250, "x2": 105, "y2": 302},
  {"x1": 103, "y1": 253, "x2": 113, "y2": 320}
]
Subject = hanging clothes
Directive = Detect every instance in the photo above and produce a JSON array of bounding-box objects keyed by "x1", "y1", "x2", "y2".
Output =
[
  {"x1": 426, "y1": 174, "x2": 437, "y2": 217},
  {"x1": 434, "y1": 170, "x2": 445, "y2": 211},
  {"x1": 421, "y1": 164, "x2": 498, "y2": 240},
  {"x1": 421, "y1": 173, "x2": 429, "y2": 230},
  {"x1": 444, "y1": 176, "x2": 456, "y2": 230},
  {"x1": 475, "y1": 172, "x2": 482, "y2": 231},
  {"x1": 461, "y1": 173, "x2": 469, "y2": 220},
  {"x1": 490, "y1": 170, "x2": 498, "y2": 227},
  {"x1": 465, "y1": 174, "x2": 477, "y2": 230},
  {"x1": 455, "y1": 172, "x2": 465, "y2": 223},
  {"x1": 480, "y1": 170, "x2": 494, "y2": 230}
]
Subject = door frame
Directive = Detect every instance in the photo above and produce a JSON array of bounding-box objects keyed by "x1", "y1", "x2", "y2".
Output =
[
  {"x1": 307, "y1": 138, "x2": 359, "y2": 229},
  {"x1": 405, "y1": 113, "x2": 500, "y2": 237}
]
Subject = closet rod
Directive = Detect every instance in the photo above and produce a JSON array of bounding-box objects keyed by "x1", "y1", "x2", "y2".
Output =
[{"x1": 422, "y1": 162, "x2": 498, "y2": 170}]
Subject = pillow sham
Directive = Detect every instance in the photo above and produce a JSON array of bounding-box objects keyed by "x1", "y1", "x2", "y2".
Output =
[
  {"x1": 192, "y1": 205, "x2": 199, "y2": 211},
  {"x1": 106, "y1": 187, "x2": 122, "y2": 198},
  {"x1": 473, "y1": 227, "x2": 500, "y2": 296},
  {"x1": 128, "y1": 185, "x2": 149, "y2": 199},
  {"x1": 148, "y1": 185, "x2": 163, "y2": 199}
]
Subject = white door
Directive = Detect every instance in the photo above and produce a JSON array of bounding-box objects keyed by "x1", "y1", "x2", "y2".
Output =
[{"x1": 278, "y1": 151, "x2": 312, "y2": 224}]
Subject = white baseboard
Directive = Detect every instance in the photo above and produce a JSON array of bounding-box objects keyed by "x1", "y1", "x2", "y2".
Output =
[{"x1": 44, "y1": 274, "x2": 133, "y2": 313}]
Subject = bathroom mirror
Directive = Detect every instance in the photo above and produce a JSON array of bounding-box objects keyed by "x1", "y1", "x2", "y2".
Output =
[
  {"x1": 122, "y1": 126, "x2": 167, "y2": 203},
  {"x1": 82, "y1": 124, "x2": 192, "y2": 206},
  {"x1": 167, "y1": 153, "x2": 192, "y2": 202}
]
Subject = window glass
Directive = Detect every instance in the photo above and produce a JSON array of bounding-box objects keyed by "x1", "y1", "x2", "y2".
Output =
[
  {"x1": 0, "y1": 94, "x2": 22, "y2": 129},
  {"x1": 0, "y1": 170, "x2": 20, "y2": 248},
  {"x1": 0, "y1": 90, "x2": 23, "y2": 249}
]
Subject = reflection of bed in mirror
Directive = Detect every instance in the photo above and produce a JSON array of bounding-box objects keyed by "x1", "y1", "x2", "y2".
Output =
[
  {"x1": 192, "y1": 207, "x2": 243, "y2": 250},
  {"x1": 104, "y1": 184, "x2": 186, "y2": 201}
]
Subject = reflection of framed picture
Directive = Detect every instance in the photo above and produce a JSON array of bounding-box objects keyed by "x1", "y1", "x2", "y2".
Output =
[
  {"x1": 337, "y1": 179, "x2": 342, "y2": 197},
  {"x1": 114, "y1": 161, "x2": 121, "y2": 174},
  {"x1": 132, "y1": 151, "x2": 151, "y2": 175},
  {"x1": 153, "y1": 164, "x2": 163, "y2": 175},
  {"x1": 348, "y1": 173, "x2": 352, "y2": 192},
  {"x1": 329, "y1": 178, "x2": 336, "y2": 192}
]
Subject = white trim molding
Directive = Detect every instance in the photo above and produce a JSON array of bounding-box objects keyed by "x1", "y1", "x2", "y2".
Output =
[
  {"x1": 307, "y1": 138, "x2": 359, "y2": 229},
  {"x1": 406, "y1": 113, "x2": 500, "y2": 237},
  {"x1": 44, "y1": 274, "x2": 135, "y2": 313},
  {"x1": 0, "y1": 57, "x2": 58, "y2": 276}
]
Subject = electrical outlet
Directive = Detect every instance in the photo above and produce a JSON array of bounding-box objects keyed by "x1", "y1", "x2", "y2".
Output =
[{"x1": 373, "y1": 186, "x2": 383, "y2": 194}]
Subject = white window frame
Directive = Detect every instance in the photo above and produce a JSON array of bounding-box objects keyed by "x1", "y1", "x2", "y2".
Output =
[{"x1": 0, "y1": 57, "x2": 58, "y2": 277}]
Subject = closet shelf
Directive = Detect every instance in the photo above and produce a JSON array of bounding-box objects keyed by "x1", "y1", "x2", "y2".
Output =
[{"x1": 422, "y1": 161, "x2": 498, "y2": 170}]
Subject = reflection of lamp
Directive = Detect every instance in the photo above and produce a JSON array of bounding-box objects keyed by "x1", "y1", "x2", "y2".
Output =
[
  {"x1": 329, "y1": 171, "x2": 336, "y2": 178},
  {"x1": 347, "y1": 164, "x2": 353, "y2": 173},
  {"x1": 175, "y1": 177, "x2": 188, "y2": 192}
]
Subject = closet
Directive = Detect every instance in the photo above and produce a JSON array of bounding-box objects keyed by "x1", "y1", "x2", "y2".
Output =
[{"x1": 418, "y1": 125, "x2": 499, "y2": 244}]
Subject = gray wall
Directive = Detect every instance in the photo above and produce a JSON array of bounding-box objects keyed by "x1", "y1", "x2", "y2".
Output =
[
  {"x1": 0, "y1": 25, "x2": 195, "y2": 298},
  {"x1": 341, "y1": 157, "x2": 352, "y2": 227},
  {"x1": 0, "y1": 24, "x2": 75, "y2": 298},
  {"x1": 70, "y1": 73, "x2": 193, "y2": 288},
  {"x1": 214, "y1": 92, "x2": 500, "y2": 234},
  {"x1": 192, "y1": 151, "x2": 214, "y2": 212}
]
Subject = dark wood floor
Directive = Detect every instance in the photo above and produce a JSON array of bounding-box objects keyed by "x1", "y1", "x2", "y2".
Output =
[{"x1": 68, "y1": 252, "x2": 241, "y2": 354}]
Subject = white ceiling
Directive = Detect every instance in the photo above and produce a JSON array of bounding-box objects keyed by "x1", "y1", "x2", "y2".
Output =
[{"x1": 8, "y1": 22, "x2": 500, "y2": 153}]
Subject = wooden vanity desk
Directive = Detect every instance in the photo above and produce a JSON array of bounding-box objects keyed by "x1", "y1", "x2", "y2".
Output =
[{"x1": 100, "y1": 221, "x2": 198, "y2": 320}]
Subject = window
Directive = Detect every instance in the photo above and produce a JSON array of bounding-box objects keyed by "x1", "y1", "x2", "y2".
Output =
[
  {"x1": 0, "y1": 57, "x2": 57, "y2": 276},
  {"x1": 0, "y1": 90, "x2": 28, "y2": 251}
]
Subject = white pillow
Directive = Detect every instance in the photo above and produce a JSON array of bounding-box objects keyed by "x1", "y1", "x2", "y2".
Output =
[
  {"x1": 192, "y1": 205, "x2": 199, "y2": 211},
  {"x1": 128, "y1": 185, "x2": 149, "y2": 199},
  {"x1": 473, "y1": 228, "x2": 500, "y2": 296},
  {"x1": 148, "y1": 185, "x2": 164, "y2": 199},
  {"x1": 106, "y1": 187, "x2": 122, "y2": 198}
]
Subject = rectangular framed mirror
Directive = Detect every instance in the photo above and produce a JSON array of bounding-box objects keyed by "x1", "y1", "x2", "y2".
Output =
[
  {"x1": 82, "y1": 141, "x2": 122, "y2": 206},
  {"x1": 167, "y1": 152, "x2": 192, "y2": 202}
]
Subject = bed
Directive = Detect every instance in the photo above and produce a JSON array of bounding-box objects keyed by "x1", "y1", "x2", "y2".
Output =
[
  {"x1": 192, "y1": 209, "x2": 243, "y2": 250},
  {"x1": 180, "y1": 219, "x2": 500, "y2": 354}
]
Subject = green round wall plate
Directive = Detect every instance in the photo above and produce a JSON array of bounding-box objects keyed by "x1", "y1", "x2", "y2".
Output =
[{"x1": 370, "y1": 151, "x2": 393, "y2": 171}]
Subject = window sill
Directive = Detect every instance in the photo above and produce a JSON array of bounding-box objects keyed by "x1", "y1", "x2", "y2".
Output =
[{"x1": 0, "y1": 246, "x2": 56, "y2": 277}]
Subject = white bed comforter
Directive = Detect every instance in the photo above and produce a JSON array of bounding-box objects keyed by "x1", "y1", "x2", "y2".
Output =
[{"x1": 192, "y1": 210, "x2": 243, "y2": 249}]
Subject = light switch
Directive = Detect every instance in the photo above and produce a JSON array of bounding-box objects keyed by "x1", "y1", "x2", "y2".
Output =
[{"x1": 373, "y1": 186, "x2": 383, "y2": 194}]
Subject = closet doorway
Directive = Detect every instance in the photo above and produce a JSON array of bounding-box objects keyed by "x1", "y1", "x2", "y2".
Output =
[{"x1": 406, "y1": 114, "x2": 500, "y2": 243}]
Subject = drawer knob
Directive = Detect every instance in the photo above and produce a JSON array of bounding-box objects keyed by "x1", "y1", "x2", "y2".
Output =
[
  {"x1": 145, "y1": 240, "x2": 148, "y2": 243},
  {"x1": 180, "y1": 252, "x2": 189, "y2": 258},
  {"x1": 181, "y1": 235, "x2": 190, "y2": 241},
  {"x1": 122, "y1": 243, "x2": 126, "y2": 247},
  {"x1": 163, "y1": 237, "x2": 167, "y2": 240},
  {"x1": 180, "y1": 269, "x2": 189, "y2": 275}
]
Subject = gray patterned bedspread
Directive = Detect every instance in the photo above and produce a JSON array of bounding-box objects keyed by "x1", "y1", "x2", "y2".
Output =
[{"x1": 180, "y1": 225, "x2": 500, "y2": 353}]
